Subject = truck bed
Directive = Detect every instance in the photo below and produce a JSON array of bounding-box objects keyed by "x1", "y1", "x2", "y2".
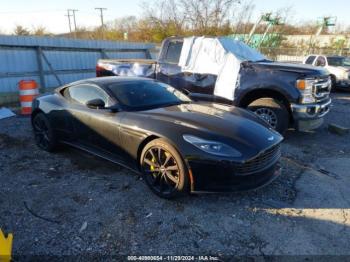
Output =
[{"x1": 96, "y1": 59, "x2": 157, "y2": 78}]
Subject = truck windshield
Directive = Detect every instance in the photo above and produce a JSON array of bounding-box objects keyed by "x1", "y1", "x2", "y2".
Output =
[
  {"x1": 327, "y1": 57, "x2": 350, "y2": 67},
  {"x1": 106, "y1": 80, "x2": 191, "y2": 110},
  {"x1": 219, "y1": 37, "x2": 267, "y2": 62}
]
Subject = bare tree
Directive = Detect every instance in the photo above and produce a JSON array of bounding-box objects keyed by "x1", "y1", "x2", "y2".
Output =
[
  {"x1": 232, "y1": 0, "x2": 255, "y2": 35},
  {"x1": 13, "y1": 25, "x2": 30, "y2": 36},
  {"x1": 141, "y1": 0, "x2": 240, "y2": 36},
  {"x1": 32, "y1": 26, "x2": 51, "y2": 36}
]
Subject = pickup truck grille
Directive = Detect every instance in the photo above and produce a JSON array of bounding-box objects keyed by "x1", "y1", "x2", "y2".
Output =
[
  {"x1": 313, "y1": 77, "x2": 331, "y2": 101},
  {"x1": 234, "y1": 144, "x2": 281, "y2": 175}
]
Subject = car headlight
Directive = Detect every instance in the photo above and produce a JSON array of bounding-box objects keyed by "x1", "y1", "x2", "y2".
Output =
[
  {"x1": 296, "y1": 79, "x2": 316, "y2": 104},
  {"x1": 342, "y1": 70, "x2": 350, "y2": 80},
  {"x1": 183, "y1": 135, "x2": 242, "y2": 157}
]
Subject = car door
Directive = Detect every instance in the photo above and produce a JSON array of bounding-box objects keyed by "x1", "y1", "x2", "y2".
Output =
[
  {"x1": 64, "y1": 84, "x2": 124, "y2": 155},
  {"x1": 156, "y1": 39, "x2": 216, "y2": 95}
]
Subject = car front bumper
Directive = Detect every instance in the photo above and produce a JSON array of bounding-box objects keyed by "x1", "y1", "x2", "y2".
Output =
[
  {"x1": 291, "y1": 98, "x2": 331, "y2": 131},
  {"x1": 186, "y1": 159, "x2": 281, "y2": 193}
]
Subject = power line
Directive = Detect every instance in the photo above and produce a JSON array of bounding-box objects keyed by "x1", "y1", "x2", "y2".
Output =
[{"x1": 0, "y1": 9, "x2": 64, "y2": 14}]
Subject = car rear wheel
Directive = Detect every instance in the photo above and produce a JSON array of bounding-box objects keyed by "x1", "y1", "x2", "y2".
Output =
[
  {"x1": 140, "y1": 138, "x2": 189, "y2": 199},
  {"x1": 32, "y1": 113, "x2": 58, "y2": 152},
  {"x1": 248, "y1": 98, "x2": 289, "y2": 134}
]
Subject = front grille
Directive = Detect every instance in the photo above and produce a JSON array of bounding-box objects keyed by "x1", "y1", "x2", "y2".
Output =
[
  {"x1": 313, "y1": 77, "x2": 331, "y2": 100},
  {"x1": 233, "y1": 144, "x2": 281, "y2": 175}
]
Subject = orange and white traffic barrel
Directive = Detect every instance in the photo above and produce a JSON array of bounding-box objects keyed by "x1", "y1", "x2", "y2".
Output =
[{"x1": 18, "y1": 80, "x2": 39, "y2": 115}]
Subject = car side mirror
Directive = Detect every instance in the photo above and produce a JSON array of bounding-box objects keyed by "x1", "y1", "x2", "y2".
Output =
[{"x1": 86, "y1": 98, "x2": 105, "y2": 109}]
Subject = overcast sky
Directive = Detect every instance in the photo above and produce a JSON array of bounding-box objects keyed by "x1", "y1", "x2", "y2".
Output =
[{"x1": 0, "y1": 0, "x2": 348, "y2": 34}]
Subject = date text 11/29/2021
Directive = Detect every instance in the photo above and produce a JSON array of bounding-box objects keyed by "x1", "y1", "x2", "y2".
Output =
[{"x1": 127, "y1": 255, "x2": 219, "y2": 261}]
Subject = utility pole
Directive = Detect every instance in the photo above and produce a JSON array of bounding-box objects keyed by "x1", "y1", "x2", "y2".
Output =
[
  {"x1": 69, "y1": 9, "x2": 78, "y2": 32},
  {"x1": 68, "y1": 9, "x2": 78, "y2": 38},
  {"x1": 95, "y1": 7, "x2": 107, "y2": 28},
  {"x1": 65, "y1": 10, "x2": 72, "y2": 34},
  {"x1": 95, "y1": 7, "x2": 107, "y2": 39}
]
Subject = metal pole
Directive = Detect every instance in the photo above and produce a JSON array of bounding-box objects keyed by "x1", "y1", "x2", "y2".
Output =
[
  {"x1": 70, "y1": 9, "x2": 78, "y2": 32},
  {"x1": 247, "y1": 17, "x2": 262, "y2": 45},
  {"x1": 36, "y1": 47, "x2": 46, "y2": 93},
  {"x1": 65, "y1": 10, "x2": 72, "y2": 34},
  {"x1": 95, "y1": 7, "x2": 107, "y2": 39}
]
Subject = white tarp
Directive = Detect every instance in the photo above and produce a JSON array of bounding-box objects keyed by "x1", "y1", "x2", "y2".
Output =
[{"x1": 178, "y1": 36, "x2": 266, "y2": 101}]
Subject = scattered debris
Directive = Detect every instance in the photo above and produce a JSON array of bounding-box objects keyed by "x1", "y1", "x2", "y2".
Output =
[
  {"x1": 0, "y1": 108, "x2": 16, "y2": 120},
  {"x1": 317, "y1": 168, "x2": 340, "y2": 180},
  {"x1": 79, "y1": 222, "x2": 88, "y2": 233},
  {"x1": 122, "y1": 182, "x2": 131, "y2": 190},
  {"x1": 23, "y1": 201, "x2": 60, "y2": 224},
  {"x1": 328, "y1": 123, "x2": 350, "y2": 136}
]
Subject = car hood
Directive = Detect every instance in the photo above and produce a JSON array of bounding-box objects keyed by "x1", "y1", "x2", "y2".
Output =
[
  {"x1": 327, "y1": 65, "x2": 350, "y2": 71},
  {"x1": 254, "y1": 61, "x2": 328, "y2": 77},
  {"x1": 136, "y1": 102, "x2": 283, "y2": 160}
]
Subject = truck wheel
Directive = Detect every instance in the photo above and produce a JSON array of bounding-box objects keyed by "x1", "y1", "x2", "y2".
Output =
[{"x1": 248, "y1": 98, "x2": 289, "y2": 134}]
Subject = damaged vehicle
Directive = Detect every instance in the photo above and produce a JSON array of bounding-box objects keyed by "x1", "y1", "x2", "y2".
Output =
[
  {"x1": 97, "y1": 36, "x2": 332, "y2": 134},
  {"x1": 31, "y1": 77, "x2": 283, "y2": 198}
]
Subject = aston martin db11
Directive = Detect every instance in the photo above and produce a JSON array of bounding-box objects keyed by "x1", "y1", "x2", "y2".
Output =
[{"x1": 31, "y1": 77, "x2": 283, "y2": 198}]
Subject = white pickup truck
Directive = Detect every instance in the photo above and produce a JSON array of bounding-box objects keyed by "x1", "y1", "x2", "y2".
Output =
[{"x1": 303, "y1": 55, "x2": 350, "y2": 90}]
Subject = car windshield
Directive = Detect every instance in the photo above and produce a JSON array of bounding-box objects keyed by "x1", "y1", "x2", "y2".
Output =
[
  {"x1": 327, "y1": 57, "x2": 350, "y2": 67},
  {"x1": 106, "y1": 80, "x2": 192, "y2": 110}
]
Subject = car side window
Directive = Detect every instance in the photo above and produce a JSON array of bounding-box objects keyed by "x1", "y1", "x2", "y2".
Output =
[
  {"x1": 305, "y1": 56, "x2": 316, "y2": 65},
  {"x1": 315, "y1": 56, "x2": 326, "y2": 67},
  {"x1": 164, "y1": 41, "x2": 183, "y2": 64},
  {"x1": 63, "y1": 84, "x2": 110, "y2": 106}
]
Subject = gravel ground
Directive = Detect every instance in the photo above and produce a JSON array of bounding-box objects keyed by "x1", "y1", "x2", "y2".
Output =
[{"x1": 0, "y1": 92, "x2": 350, "y2": 259}]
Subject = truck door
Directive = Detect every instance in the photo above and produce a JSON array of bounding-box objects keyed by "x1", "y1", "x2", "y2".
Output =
[{"x1": 156, "y1": 39, "x2": 215, "y2": 95}]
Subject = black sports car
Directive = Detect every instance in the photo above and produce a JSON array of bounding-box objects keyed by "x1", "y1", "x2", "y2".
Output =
[{"x1": 31, "y1": 77, "x2": 283, "y2": 198}]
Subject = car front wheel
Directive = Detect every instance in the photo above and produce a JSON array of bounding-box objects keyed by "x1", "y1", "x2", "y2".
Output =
[{"x1": 140, "y1": 138, "x2": 189, "y2": 199}]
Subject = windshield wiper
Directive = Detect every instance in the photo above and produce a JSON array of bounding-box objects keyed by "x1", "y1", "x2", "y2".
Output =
[
  {"x1": 160, "y1": 101, "x2": 191, "y2": 107},
  {"x1": 255, "y1": 59, "x2": 273, "y2": 63}
]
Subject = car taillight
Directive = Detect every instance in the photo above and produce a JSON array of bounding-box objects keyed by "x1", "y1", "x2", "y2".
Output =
[{"x1": 96, "y1": 64, "x2": 103, "y2": 77}]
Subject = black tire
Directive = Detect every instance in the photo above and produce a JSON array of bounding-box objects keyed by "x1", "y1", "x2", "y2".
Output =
[
  {"x1": 330, "y1": 75, "x2": 337, "y2": 92},
  {"x1": 32, "y1": 113, "x2": 58, "y2": 152},
  {"x1": 140, "y1": 138, "x2": 189, "y2": 199},
  {"x1": 247, "y1": 98, "x2": 289, "y2": 134}
]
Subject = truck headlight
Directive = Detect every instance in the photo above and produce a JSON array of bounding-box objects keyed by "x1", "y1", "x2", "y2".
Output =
[
  {"x1": 296, "y1": 79, "x2": 316, "y2": 104},
  {"x1": 183, "y1": 135, "x2": 242, "y2": 157}
]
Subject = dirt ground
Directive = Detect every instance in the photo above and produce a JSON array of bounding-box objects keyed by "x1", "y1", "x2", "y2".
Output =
[{"x1": 0, "y1": 92, "x2": 350, "y2": 259}]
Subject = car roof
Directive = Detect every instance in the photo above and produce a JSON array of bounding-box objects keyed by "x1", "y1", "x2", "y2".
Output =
[
  {"x1": 69, "y1": 76, "x2": 155, "y2": 87},
  {"x1": 307, "y1": 54, "x2": 346, "y2": 58},
  {"x1": 326, "y1": 55, "x2": 346, "y2": 58},
  {"x1": 56, "y1": 76, "x2": 157, "y2": 94}
]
